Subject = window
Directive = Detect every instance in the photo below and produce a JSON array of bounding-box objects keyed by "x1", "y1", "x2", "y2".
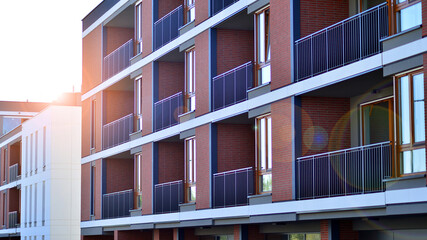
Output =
[
  {"x1": 90, "y1": 99, "x2": 96, "y2": 150},
  {"x1": 186, "y1": 0, "x2": 195, "y2": 23},
  {"x1": 43, "y1": 127, "x2": 46, "y2": 170},
  {"x1": 42, "y1": 181, "x2": 45, "y2": 226},
  {"x1": 256, "y1": 114, "x2": 272, "y2": 193},
  {"x1": 2, "y1": 193, "x2": 6, "y2": 229},
  {"x1": 135, "y1": 1, "x2": 143, "y2": 54},
  {"x1": 90, "y1": 164, "x2": 95, "y2": 216},
  {"x1": 30, "y1": 134, "x2": 33, "y2": 175},
  {"x1": 255, "y1": 7, "x2": 271, "y2": 86},
  {"x1": 3, "y1": 148, "x2": 7, "y2": 183},
  {"x1": 185, "y1": 137, "x2": 196, "y2": 202},
  {"x1": 35, "y1": 131, "x2": 38, "y2": 173},
  {"x1": 395, "y1": 0, "x2": 422, "y2": 32},
  {"x1": 185, "y1": 48, "x2": 196, "y2": 112},
  {"x1": 135, "y1": 77, "x2": 143, "y2": 131},
  {"x1": 34, "y1": 183, "x2": 37, "y2": 226},
  {"x1": 396, "y1": 70, "x2": 425, "y2": 175},
  {"x1": 135, "y1": 154, "x2": 142, "y2": 209},
  {"x1": 26, "y1": 136, "x2": 28, "y2": 177}
]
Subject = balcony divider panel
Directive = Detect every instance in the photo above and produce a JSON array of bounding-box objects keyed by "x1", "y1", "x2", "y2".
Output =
[
  {"x1": 102, "y1": 189, "x2": 133, "y2": 219},
  {"x1": 154, "y1": 180, "x2": 183, "y2": 214}
]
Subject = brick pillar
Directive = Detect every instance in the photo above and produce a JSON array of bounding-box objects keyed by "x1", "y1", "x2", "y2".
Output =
[
  {"x1": 195, "y1": 30, "x2": 211, "y2": 117},
  {"x1": 94, "y1": 159, "x2": 103, "y2": 220},
  {"x1": 142, "y1": 0, "x2": 153, "y2": 57},
  {"x1": 271, "y1": 98, "x2": 294, "y2": 202},
  {"x1": 141, "y1": 143, "x2": 153, "y2": 215},
  {"x1": 195, "y1": 0, "x2": 210, "y2": 25},
  {"x1": 423, "y1": 0, "x2": 427, "y2": 37},
  {"x1": 233, "y1": 225, "x2": 241, "y2": 240},
  {"x1": 320, "y1": 220, "x2": 329, "y2": 240},
  {"x1": 154, "y1": 229, "x2": 173, "y2": 240},
  {"x1": 270, "y1": 0, "x2": 292, "y2": 89},
  {"x1": 196, "y1": 124, "x2": 211, "y2": 209},
  {"x1": 142, "y1": 63, "x2": 153, "y2": 136},
  {"x1": 248, "y1": 224, "x2": 265, "y2": 240},
  {"x1": 340, "y1": 220, "x2": 359, "y2": 240}
]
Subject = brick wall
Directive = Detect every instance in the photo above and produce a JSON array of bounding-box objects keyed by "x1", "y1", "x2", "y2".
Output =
[
  {"x1": 271, "y1": 98, "x2": 293, "y2": 202},
  {"x1": 153, "y1": 228, "x2": 173, "y2": 240},
  {"x1": 9, "y1": 143, "x2": 20, "y2": 168},
  {"x1": 81, "y1": 163, "x2": 90, "y2": 221},
  {"x1": 158, "y1": 62, "x2": 185, "y2": 100},
  {"x1": 320, "y1": 220, "x2": 329, "y2": 240},
  {"x1": 82, "y1": 25, "x2": 102, "y2": 94},
  {"x1": 94, "y1": 159, "x2": 103, "y2": 220},
  {"x1": 115, "y1": 230, "x2": 152, "y2": 240},
  {"x1": 82, "y1": 98, "x2": 91, "y2": 157},
  {"x1": 142, "y1": 63, "x2": 153, "y2": 136},
  {"x1": 340, "y1": 220, "x2": 359, "y2": 240},
  {"x1": 103, "y1": 90, "x2": 134, "y2": 124},
  {"x1": 0, "y1": 147, "x2": 5, "y2": 184},
  {"x1": 105, "y1": 158, "x2": 134, "y2": 194},
  {"x1": 158, "y1": 142, "x2": 184, "y2": 183},
  {"x1": 248, "y1": 224, "x2": 265, "y2": 240},
  {"x1": 300, "y1": 0, "x2": 349, "y2": 38},
  {"x1": 158, "y1": 0, "x2": 183, "y2": 19},
  {"x1": 216, "y1": 123, "x2": 255, "y2": 173},
  {"x1": 234, "y1": 225, "x2": 241, "y2": 240},
  {"x1": 195, "y1": 30, "x2": 210, "y2": 117},
  {"x1": 0, "y1": 191, "x2": 3, "y2": 227},
  {"x1": 423, "y1": 0, "x2": 427, "y2": 37},
  {"x1": 195, "y1": 0, "x2": 209, "y2": 25},
  {"x1": 270, "y1": 0, "x2": 292, "y2": 90},
  {"x1": 142, "y1": 0, "x2": 153, "y2": 57},
  {"x1": 8, "y1": 188, "x2": 19, "y2": 213},
  {"x1": 216, "y1": 29, "x2": 254, "y2": 75},
  {"x1": 105, "y1": 27, "x2": 133, "y2": 56},
  {"x1": 300, "y1": 96, "x2": 351, "y2": 156},
  {"x1": 95, "y1": 92, "x2": 103, "y2": 152},
  {"x1": 141, "y1": 143, "x2": 153, "y2": 215},
  {"x1": 184, "y1": 228, "x2": 199, "y2": 240},
  {"x1": 196, "y1": 124, "x2": 211, "y2": 209}
]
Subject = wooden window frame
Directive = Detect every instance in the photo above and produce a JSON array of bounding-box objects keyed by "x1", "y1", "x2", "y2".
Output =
[
  {"x1": 185, "y1": 0, "x2": 195, "y2": 23},
  {"x1": 185, "y1": 48, "x2": 196, "y2": 113},
  {"x1": 255, "y1": 6, "x2": 271, "y2": 86},
  {"x1": 134, "y1": 154, "x2": 142, "y2": 209},
  {"x1": 394, "y1": 68, "x2": 425, "y2": 176},
  {"x1": 135, "y1": 1, "x2": 143, "y2": 54},
  {"x1": 184, "y1": 137, "x2": 196, "y2": 203},
  {"x1": 255, "y1": 114, "x2": 272, "y2": 194},
  {"x1": 392, "y1": 0, "x2": 422, "y2": 33}
]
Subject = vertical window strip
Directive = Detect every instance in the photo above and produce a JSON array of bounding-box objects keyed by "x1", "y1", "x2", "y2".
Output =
[
  {"x1": 30, "y1": 134, "x2": 33, "y2": 175},
  {"x1": 34, "y1": 183, "x2": 37, "y2": 226},
  {"x1": 26, "y1": 136, "x2": 28, "y2": 177},
  {"x1": 43, "y1": 127, "x2": 46, "y2": 170},
  {"x1": 42, "y1": 181, "x2": 45, "y2": 225},
  {"x1": 35, "y1": 131, "x2": 38, "y2": 173}
]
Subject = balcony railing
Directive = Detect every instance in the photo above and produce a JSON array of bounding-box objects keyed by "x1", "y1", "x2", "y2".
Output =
[
  {"x1": 212, "y1": 62, "x2": 253, "y2": 111},
  {"x1": 154, "y1": 5, "x2": 184, "y2": 50},
  {"x1": 154, "y1": 92, "x2": 183, "y2": 132},
  {"x1": 297, "y1": 141, "x2": 392, "y2": 200},
  {"x1": 9, "y1": 164, "x2": 19, "y2": 183},
  {"x1": 154, "y1": 180, "x2": 183, "y2": 214},
  {"x1": 213, "y1": 167, "x2": 254, "y2": 208},
  {"x1": 102, "y1": 189, "x2": 133, "y2": 219},
  {"x1": 102, "y1": 113, "x2": 133, "y2": 150},
  {"x1": 8, "y1": 211, "x2": 18, "y2": 228},
  {"x1": 295, "y1": 3, "x2": 388, "y2": 81},
  {"x1": 212, "y1": 0, "x2": 240, "y2": 15},
  {"x1": 103, "y1": 39, "x2": 133, "y2": 81}
]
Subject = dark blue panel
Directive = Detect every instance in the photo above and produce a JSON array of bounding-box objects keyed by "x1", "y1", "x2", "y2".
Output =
[
  {"x1": 213, "y1": 77, "x2": 224, "y2": 110},
  {"x1": 235, "y1": 171, "x2": 248, "y2": 205},
  {"x1": 224, "y1": 73, "x2": 235, "y2": 107},
  {"x1": 224, "y1": 173, "x2": 235, "y2": 206},
  {"x1": 214, "y1": 175, "x2": 225, "y2": 208},
  {"x1": 235, "y1": 67, "x2": 246, "y2": 102}
]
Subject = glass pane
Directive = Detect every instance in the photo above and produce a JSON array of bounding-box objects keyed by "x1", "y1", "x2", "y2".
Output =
[
  {"x1": 188, "y1": 52, "x2": 193, "y2": 92},
  {"x1": 137, "y1": 155, "x2": 141, "y2": 191},
  {"x1": 289, "y1": 233, "x2": 304, "y2": 240},
  {"x1": 258, "y1": 12, "x2": 265, "y2": 63},
  {"x1": 402, "y1": 151, "x2": 412, "y2": 174},
  {"x1": 413, "y1": 73, "x2": 425, "y2": 142},
  {"x1": 190, "y1": 95, "x2": 196, "y2": 111},
  {"x1": 398, "y1": 2, "x2": 422, "y2": 32},
  {"x1": 397, "y1": 0, "x2": 406, "y2": 3},
  {"x1": 399, "y1": 76, "x2": 410, "y2": 144},
  {"x1": 262, "y1": 173, "x2": 272, "y2": 192},
  {"x1": 261, "y1": 65, "x2": 271, "y2": 84},
  {"x1": 306, "y1": 234, "x2": 321, "y2": 240},
  {"x1": 412, "y1": 148, "x2": 426, "y2": 173},
  {"x1": 267, "y1": 117, "x2": 272, "y2": 170},
  {"x1": 260, "y1": 118, "x2": 266, "y2": 170},
  {"x1": 190, "y1": 186, "x2": 196, "y2": 201},
  {"x1": 266, "y1": 10, "x2": 270, "y2": 61},
  {"x1": 189, "y1": 8, "x2": 195, "y2": 22}
]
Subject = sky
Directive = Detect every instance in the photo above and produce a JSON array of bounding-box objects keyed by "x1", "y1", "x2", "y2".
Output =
[{"x1": 0, "y1": 0, "x2": 103, "y2": 102}]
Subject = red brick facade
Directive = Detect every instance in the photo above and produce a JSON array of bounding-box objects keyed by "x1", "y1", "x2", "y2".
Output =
[
  {"x1": 141, "y1": 143, "x2": 153, "y2": 215},
  {"x1": 115, "y1": 230, "x2": 152, "y2": 240},
  {"x1": 82, "y1": 25, "x2": 103, "y2": 94},
  {"x1": 158, "y1": 142, "x2": 184, "y2": 184},
  {"x1": 216, "y1": 123, "x2": 255, "y2": 173},
  {"x1": 158, "y1": 62, "x2": 185, "y2": 100},
  {"x1": 195, "y1": 30, "x2": 210, "y2": 117},
  {"x1": 340, "y1": 220, "x2": 359, "y2": 240},
  {"x1": 195, "y1": 0, "x2": 209, "y2": 25},
  {"x1": 105, "y1": 158, "x2": 134, "y2": 194},
  {"x1": 300, "y1": 96, "x2": 351, "y2": 156},
  {"x1": 105, "y1": 27, "x2": 133, "y2": 55},
  {"x1": 81, "y1": 163, "x2": 91, "y2": 221},
  {"x1": 158, "y1": 0, "x2": 183, "y2": 19},
  {"x1": 142, "y1": 0, "x2": 153, "y2": 58},
  {"x1": 142, "y1": 63, "x2": 153, "y2": 136},
  {"x1": 103, "y1": 90, "x2": 133, "y2": 124},
  {"x1": 196, "y1": 124, "x2": 210, "y2": 209},
  {"x1": 320, "y1": 220, "x2": 329, "y2": 240},
  {"x1": 271, "y1": 98, "x2": 293, "y2": 202},
  {"x1": 216, "y1": 29, "x2": 254, "y2": 75}
]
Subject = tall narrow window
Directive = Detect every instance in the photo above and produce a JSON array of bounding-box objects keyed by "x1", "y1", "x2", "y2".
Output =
[
  {"x1": 90, "y1": 164, "x2": 95, "y2": 216},
  {"x1": 90, "y1": 99, "x2": 96, "y2": 150},
  {"x1": 26, "y1": 136, "x2": 28, "y2": 177},
  {"x1": 34, "y1": 183, "x2": 37, "y2": 226},
  {"x1": 397, "y1": 70, "x2": 425, "y2": 175},
  {"x1": 185, "y1": 48, "x2": 196, "y2": 112},
  {"x1": 185, "y1": 137, "x2": 196, "y2": 202},
  {"x1": 42, "y1": 181, "x2": 45, "y2": 226},
  {"x1": 25, "y1": 186, "x2": 28, "y2": 227},
  {"x1": 256, "y1": 114, "x2": 272, "y2": 193},
  {"x1": 135, "y1": 154, "x2": 142, "y2": 209},
  {"x1": 43, "y1": 127, "x2": 46, "y2": 170},
  {"x1": 135, "y1": 1, "x2": 143, "y2": 54},
  {"x1": 186, "y1": 0, "x2": 195, "y2": 23},
  {"x1": 3, "y1": 148, "x2": 7, "y2": 183},
  {"x1": 30, "y1": 134, "x2": 33, "y2": 175},
  {"x1": 135, "y1": 77, "x2": 143, "y2": 131},
  {"x1": 255, "y1": 7, "x2": 271, "y2": 86},
  {"x1": 29, "y1": 185, "x2": 32, "y2": 227},
  {"x1": 35, "y1": 131, "x2": 38, "y2": 173},
  {"x1": 395, "y1": 0, "x2": 421, "y2": 32},
  {"x1": 2, "y1": 193, "x2": 6, "y2": 228}
]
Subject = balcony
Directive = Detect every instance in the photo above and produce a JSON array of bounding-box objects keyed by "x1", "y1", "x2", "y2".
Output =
[
  {"x1": 213, "y1": 167, "x2": 254, "y2": 208},
  {"x1": 102, "y1": 113, "x2": 133, "y2": 150},
  {"x1": 212, "y1": 62, "x2": 253, "y2": 111},
  {"x1": 154, "y1": 5, "x2": 184, "y2": 50},
  {"x1": 297, "y1": 141, "x2": 392, "y2": 200},
  {"x1": 102, "y1": 189, "x2": 133, "y2": 219},
  {"x1": 8, "y1": 211, "x2": 18, "y2": 228},
  {"x1": 103, "y1": 39, "x2": 133, "y2": 81},
  {"x1": 9, "y1": 164, "x2": 19, "y2": 183},
  {"x1": 154, "y1": 180, "x2": 183, "y2": 214},
  {"x1": 154, "y1": 92, "x2": 183, "y2": 131},
  {"x1": 295, "y1": 3, "x2": 388, "y2": 81},
  {"x1": 212, "y1": 0, "x2": 239, "y2": 16}
]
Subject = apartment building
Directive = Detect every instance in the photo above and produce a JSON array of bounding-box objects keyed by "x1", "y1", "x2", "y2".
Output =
[
  {"x1": 0, "y1": 98, "x2": 81, "y2": 240},
  {"x1": 81, "y1": 0, "x2": 427, "y2": 239}
]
